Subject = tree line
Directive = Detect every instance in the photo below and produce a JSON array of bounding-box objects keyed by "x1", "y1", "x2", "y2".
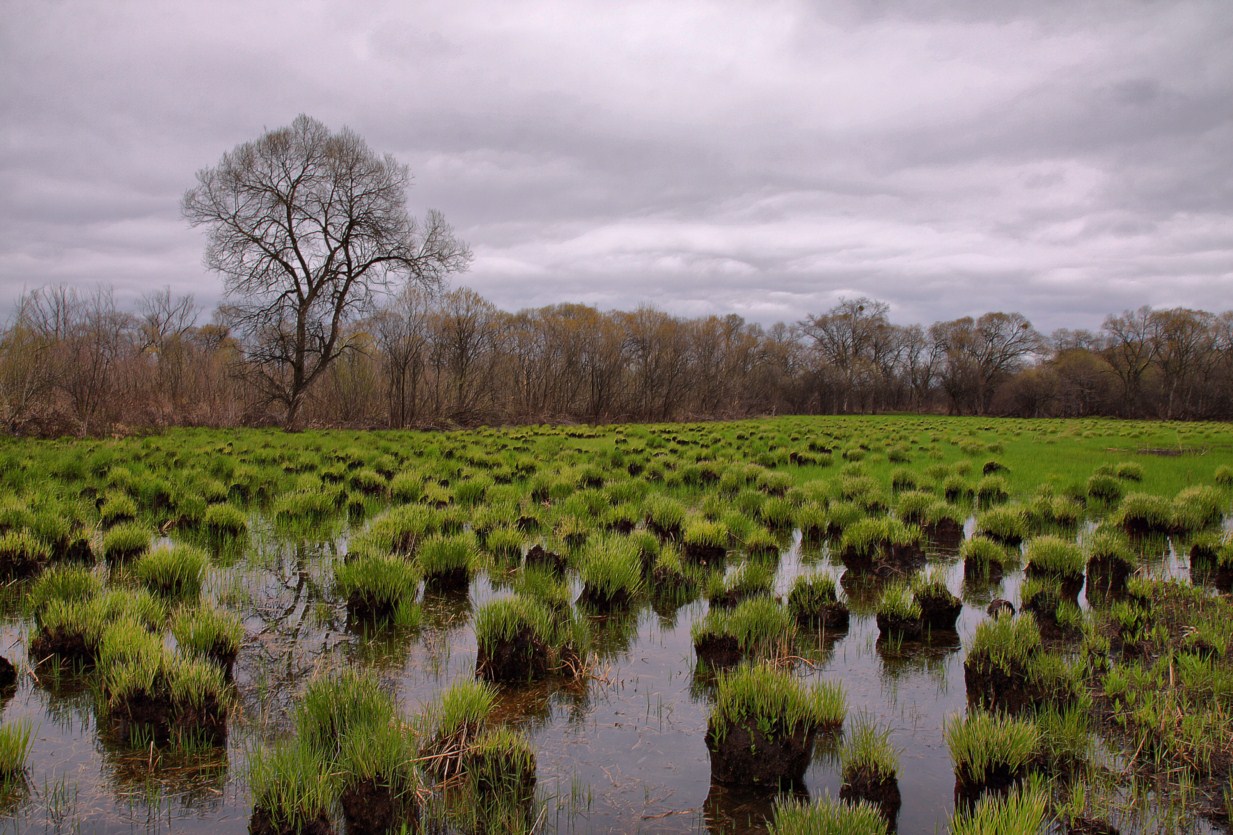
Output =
[{"x1": 2, "y1": 284, "x2": 1230, "y2": 436}]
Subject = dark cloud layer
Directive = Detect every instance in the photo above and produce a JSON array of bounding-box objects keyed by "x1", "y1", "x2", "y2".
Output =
[{"x1": 3, "y1": 0, "x2": 1231, "y2": 333}]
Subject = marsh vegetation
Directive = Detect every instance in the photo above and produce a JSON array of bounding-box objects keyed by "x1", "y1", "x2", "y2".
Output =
[{"x1": 0, "y1": 415, "x2": 1230, "y2": 832}]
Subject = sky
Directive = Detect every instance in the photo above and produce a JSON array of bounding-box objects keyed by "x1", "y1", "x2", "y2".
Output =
[{"x1": 3, "y1": 0, "x2": 1232, "y2": 334}]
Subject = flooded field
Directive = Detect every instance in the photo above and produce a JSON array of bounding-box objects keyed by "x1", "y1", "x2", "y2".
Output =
[{"x1": 0, "y1": 416, "x2": 1231, "y2": 833}]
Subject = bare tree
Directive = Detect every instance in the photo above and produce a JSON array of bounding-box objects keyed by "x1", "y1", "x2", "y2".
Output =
[
  {"x1": 799, "y1": 298, "x2": 891, "y2": 413},
  {"x1": 182, "y1": 114, "x2": 471, "y2": 429},
  {"x1": 0, "y1": 294, "x2": 57, "y2": 432},
  {"x1": 138, "y1": 287, "x2": 199, "y2": 417},
  {"x1": 932, "y1": 312, "x2": 1042, "y2": 414},
  {"x1": 1100, "y1": 306, "x2": 1159, "y2": 416}
]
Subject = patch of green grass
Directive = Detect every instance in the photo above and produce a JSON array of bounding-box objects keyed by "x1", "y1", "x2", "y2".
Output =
[
  {"x1": 202, "y1": 503, "x2": 247, "y2": 537},
  {"x1": 975, "y1": 506, "x2": 1028, "y2": 544},
  {"x1": 295, "y1": 670, "x2": 397, "y2": 758},
  {"x1": 787, "y1": 572, "x2": 840, "y2": 616},
  {"x1": 0, "y1": 722, "x2": 34, "y2": 782},
  {"x1": 101, "y1": 522, "x2": 150, "y2": 562},
  {"x1": 578, "y1": 533, "x2": 644, "y2": 604},
  {"x1": 170, "y1": 603, "x2": 244, "y2": 663},
  {"x1": 418, "y1": 532, "x2": 478, "y2": 577},
  {"x1": 693, "y1": 596, "x2": 796, "y2": 656},
  {"x1": 133, "y1": 544, "x2": 208, "y2": 599},
  {"x1": 465, "y1": 725, "x2": 536, "y2": 798},
  {"x1": 1024, "y1": 535, "x2": 1085, "y2": 578},
  {"x1": 708, "y1": 662, "x2": 846, "y2": 744},
  {"x1": 0, "y1": 530, "x2": 51, "y2": 576},
  {"x1": 768, "y1": 794, "x2": 889, "y2": 835},
  {"x1": 945, "y1": 710, "x2": 1039, "y2": 785},
  {"x1": 247, "y1": 738, "x2": 337, "y2": 830},
  {"x1": 949, "y1": 779, "x2": 1048, "y2": 835},
  {"x1": 969, "y1": 614, "x2": 1042, "y2": 673},
  {"x1": 876, "y1": 581, "x2": 921, "y2": 621},
  {"x1": 28, "y1": 564, "x2": 100, "y2": 621},
  {"x1": 841, "y1": 713, "x2": 898, "y2": 782}
]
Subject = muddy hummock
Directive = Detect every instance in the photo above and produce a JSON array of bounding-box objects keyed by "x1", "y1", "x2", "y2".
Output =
[
  {"x1": 876, "y1": 612, "x2": 923, "y2": 642},
  {"x1": 964, "y1": 654, "x2": 1039, "y2": 715},
  {"x1": 694, "y1": 634, "x2": 743, "y2": 669},
  {"x1": 1086, "y1": 554, "x2": 1132, "y2": 602},
  {"x1": 524, "y1": 544, "x2": 567, "y2": 573},
  {"x1": 841, "y1": 766, "x2": 901, "y2": 829},
  {"x1": 917, "y1": 589, "x2": 962, "y2": 633},
  {"x1": 706, "y1": 723, "x2": 816, "y2": 789},
  {"x1": 953, "y1": 761, "x2": 1028, "y2": 811},
  {"x1": 425, "y1": 567, "x2": 471, "y2": 594},
  {"x1": 476, "y1": 630, "x2": 550, "y2": 683},
  {"x1": 340, "y1": 778, "x2": 417, "y2": 835}
]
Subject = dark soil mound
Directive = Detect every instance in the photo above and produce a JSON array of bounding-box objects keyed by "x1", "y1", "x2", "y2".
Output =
[
  {"x1": 424, "y1": 567, "x2": 470, "y2": 594},
  {"x1": 578, "y1": 587, "x2": 634, "y2": 613},
  {"x1": 112, "y1": 690, "x2": 228, "y2": 747},
  {"x1": 340, "y1": 778, "x2": 416, "y2": 835},
  {"x1": 1024, "y1": 564, "x2": 1083, "y2": 600},
  {"x1": 694, "y1": 634, "x2": 742, "y2": 669},
  {"x1": 840, "y1": 766, "x2": 901, "y2": 829},
  {"x1": 875, "y1": 612, "x2": 923, "y2": 641},
  {"x1": 964, "y1": 559, "x2": 1005, "y2": 585},
  {"x1": 841, "y1": 543, "x2": 925, "y2": 576},
  {"x1": 986, "y1": 599, "x2": 1015, "y2": 618},
  {"x1": 964, "y1": 653, "x2": 1037, "y2": 714},
  {"x1": 476, "y1": 629, "x2": 550, "y2": 683},
  {"x1": 525, "y1": 544, "x2": 566, "y2": 573},
  {"x1": 706, "y1": 722, "x2": 816, "y2": 789},
  {"x1": 346, "y1": 594, "x2": 401, "y2": 624},
  {"x1": 917, "y1": 590, "x2": 962, "y2": 633},
  {"x1": 0, "y1": 655, "x2": 16, "y2": 690},
  {"x1": 923, "y1": 518, "x2": 964, "y2": 551},
  {"x1": 793, "y1": 602, "x2": 850, "y2": 631},
  {"x1": 29, "y1": 629, "x2": 93, "y2": 668},
  {"x1": 953, "y1": 762, "x2": 1026, "y2": 811},
  {"x1": 1086, "y1": 555, "x2": 1132, "y2": 602},
  {"x1": 683, "y1": 542, "x2": 726, "y2": 565}
]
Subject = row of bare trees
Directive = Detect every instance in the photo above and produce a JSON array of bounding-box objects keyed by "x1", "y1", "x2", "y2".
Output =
[{"x1": 3, "y1": 285, "x2": 1232, "y2": 435}]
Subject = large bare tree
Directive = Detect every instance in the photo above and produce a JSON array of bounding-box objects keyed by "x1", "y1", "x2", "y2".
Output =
[{"x1": 183, "y1": 114, "x2": 471, "y2": 429}]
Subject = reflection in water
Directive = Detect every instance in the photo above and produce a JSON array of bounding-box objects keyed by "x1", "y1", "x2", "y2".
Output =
[
  {"x1": 703, "y1": 782, "x2": 809, "y2": 834},
  {"x1": 4, "y1": 505, "x2": 1223, "y2": 834}
]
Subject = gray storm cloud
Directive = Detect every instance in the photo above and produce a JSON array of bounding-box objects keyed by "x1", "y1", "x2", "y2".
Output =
[{"x1": 2, "y1": 0, "x2": 1231, "y2": 333}]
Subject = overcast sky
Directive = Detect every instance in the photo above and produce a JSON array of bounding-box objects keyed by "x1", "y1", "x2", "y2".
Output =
[{"x1": 3, "y1": 0, "x2": 1231, "y2": 333}]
